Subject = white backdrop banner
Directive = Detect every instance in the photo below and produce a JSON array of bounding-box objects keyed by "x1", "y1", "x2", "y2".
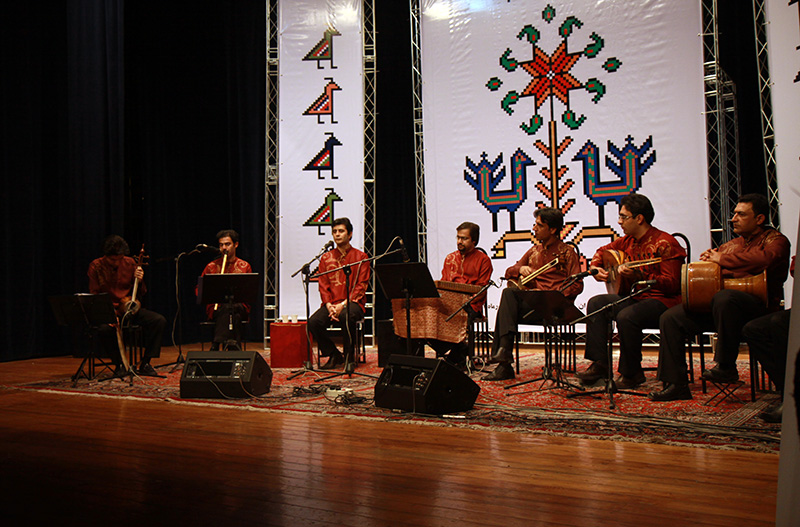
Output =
[
  {"x1": 420, "y1": 0, "x2": 709, "y2": 321},
  {"x1": 766, "y1": 0, "x2": 799, "y2": 305},
  {"x1": 278, "y1": 0, "x2": 364, "y2": 317}
]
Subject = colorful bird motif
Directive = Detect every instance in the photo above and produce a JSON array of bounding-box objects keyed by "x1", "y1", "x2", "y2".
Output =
[{"x1": 464, "y1": 148, "x2": 535, "y2": 232}]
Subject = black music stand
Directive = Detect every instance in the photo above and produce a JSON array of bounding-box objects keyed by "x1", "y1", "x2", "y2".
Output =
[
  {"x1": 375, "y1": 262, "x2": 440, "y2": 357},
  {"x1": 504, "y1": 290, "x2": 585, "y2": 393},
  {"x1": 567, "y1": 283, "x2": 653, "y2": 409},
  {"x1": 197, "y1": 273, "x2": 260, "y2": 351},
  {"x1": 49, "y1": 293, "x2": 118, "y2": 384}
]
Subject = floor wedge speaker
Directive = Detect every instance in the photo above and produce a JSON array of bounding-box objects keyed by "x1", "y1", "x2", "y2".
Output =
[
  {"x1": 374, "y1": 354, "x2": 480, "y2": 414},
  {"x1": 180, "y1": 350, "x2": 272, "y2": 399}
]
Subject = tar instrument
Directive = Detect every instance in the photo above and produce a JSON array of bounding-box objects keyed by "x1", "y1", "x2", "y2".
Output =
[
  {"x1": 213, "y1": 250, "x2": 229, "y2": 312},
  {"x1": 602, "y1": 249, "x2": 679, "y2": 294},
  {"x1": 118, "y1": 245, "x2": 148, "y2": 317},
  {"x1": 507, "y1": 257, "x2": 559, "y2": 290},
  {"x1": 116, "y1": 244, "x2": 147, "y2": 372},
  {"x1": 391, "y1": 280, "x2": 482, "y2": 343},
  {"x1": 681, "y1": 261, "x2": 767, "y2": 312}
]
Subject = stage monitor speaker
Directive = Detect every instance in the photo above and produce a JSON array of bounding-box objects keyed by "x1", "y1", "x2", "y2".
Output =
[
  {"x1": 180, "y1": 350, "x2": 272, "y2": 399},
  {"x1": 374, "y1": 354, "x2": 480, "y2": 415}
]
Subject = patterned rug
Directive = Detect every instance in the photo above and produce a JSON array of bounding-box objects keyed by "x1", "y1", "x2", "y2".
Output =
[{"x1": 12, "y1": 349, "x2": 781, "y2": 452}]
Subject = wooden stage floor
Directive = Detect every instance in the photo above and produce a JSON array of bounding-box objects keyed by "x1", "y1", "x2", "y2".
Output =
[{"x1": 0, "y1": 346, "x2": 778, "y2": 526}]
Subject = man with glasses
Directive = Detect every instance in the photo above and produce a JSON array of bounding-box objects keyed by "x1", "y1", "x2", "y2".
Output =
[
  {"x1": 650, "y1": 194, "x2": 790, "y2": 401},
  {"x1": 575, "y1": 193, "x2": 686, "y2": 390},
  {"x1": 485, "y1": 207, "x2": 583, "y2": 380}
]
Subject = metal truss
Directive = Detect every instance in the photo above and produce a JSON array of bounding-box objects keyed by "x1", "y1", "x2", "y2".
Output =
[
  {"x1": 752, "y1": 0, "x2": 780, "y2": 228},
  {"x1": 701, "y1": 0, "x2": 741, "y2": 247},
  {"x1": 409, "y1": 0, "x2": 428, "y2": 263},
  {"x1": 363, "y1": 0, "x2": 377, "y2": 342},
  {"x1": 263, "y1": 1, "x2": 377, "y2": 344},
  {"x1": 264, "y1": 0, "x2": 279, "y2": 347}
]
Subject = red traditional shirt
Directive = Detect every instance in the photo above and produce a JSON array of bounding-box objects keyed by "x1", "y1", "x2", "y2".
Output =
[
  {"x1": 440, "y1": 248, "x2": 493, "y2": 312},
  {"x1": 590, "y1": 226, "x2": 686, "y2": 308},
  {"x1": 88, "y1": 255, "x2": 146, "y2": 310},
  {"x1": 317, "y1": 246, "x2": 370, "y2": 310},
  {"x1": 198, "y1": 256, "x2": 253, "y2": 319},
  {"x1": 506, "y1": 239, "x2": 584, "y2": 301},
  {"x1": 717, "y1": 227, "x2": 790, "y2": 309}
]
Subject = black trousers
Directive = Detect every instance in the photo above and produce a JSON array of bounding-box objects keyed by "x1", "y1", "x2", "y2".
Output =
[
  {"x1": 211, "y1": 303, "x2": 247, "y2": 345},
  {"x1": 489, "y1": 288, "x2": 551, "y2": 362},
  {"x1": 308, "y1": 303, "x2": 364, "y2": 359},
  {"x1": 584, "y1": 294, "x2": 667, "y2": 377},
  {"x1": 742, "y1": 309, "x2": 790, "y2": 392},
  {"x1": 427, "y1": 305, "x2": 479, "y2": 362},
  {"x1": 657, "y1": 289, "x2": 767, "y2": 384},
  {"x1": 97, "y1": 307, "x2": 166, "y2": 364}
]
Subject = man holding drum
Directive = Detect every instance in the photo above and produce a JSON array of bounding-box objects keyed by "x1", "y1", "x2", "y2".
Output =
[{"x1": 650, "y1": 194, "x2": 790, "y2": 402}]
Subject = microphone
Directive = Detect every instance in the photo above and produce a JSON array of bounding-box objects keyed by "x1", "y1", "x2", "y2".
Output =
[
  {"x1": 398, "y1": 238, "x2": 410, "y2": 263},
  {"x1": 196, "y1": 244, "x2": 220, "y2": 254},
  {"x1": 568, "y1": 268, "x2": 599, "y2": 280},
  {"x1": 323, "y1": 240, "x2": 334, "y2": 251},
  {"x1": 633, "y1": 279, "x2": 657, "y2": 287}
]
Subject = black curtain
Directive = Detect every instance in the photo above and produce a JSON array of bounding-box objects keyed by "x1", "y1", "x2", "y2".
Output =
[{"x1": 1, "y1": 1, "x2": 765, "y2": 362}]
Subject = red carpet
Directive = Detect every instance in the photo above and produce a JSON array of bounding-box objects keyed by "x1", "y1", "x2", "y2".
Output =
[{"x1": 11, "y1": 348, "x2": 781, "y2": 452}]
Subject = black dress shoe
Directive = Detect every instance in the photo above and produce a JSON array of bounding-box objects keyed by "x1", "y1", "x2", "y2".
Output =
[
  {"x1": 483, "y1": 362, "x2": 515, "y2": 381},
  {"x1": 488, "y1": 346, "x2": 513, "y2": 364},
  {"x1": 319, "y1": 353, "x2": 344, "y2": 370},
  {"x1": 759, "y1": 402, "x2": 783, "y2": 423},
  {"x1": 137, "y1": 362, "x2": 159, "y2": 377},
  {"x1": 614, "y1": 371, "x2": 646, "y2": 389},
  {"x1": 701, "y1": 365, "x2": 739, "y2": 383},
  {"x1": 576, "y1": 361, "x2": 608, "y2": 384},
  {"x1": 648, "y1": 383, "x2": 692, "y2": 402}
]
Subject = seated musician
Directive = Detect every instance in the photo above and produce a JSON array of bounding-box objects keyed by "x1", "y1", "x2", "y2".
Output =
[
  {"x1": 742, "y1": 255, "x2": 794, "y2": 422},
  {"x1": 426, "y1": 222, "x2": 493, "y2": 368},
  {"x1": 198, "y1": 229, "x2": 252, "y2": 351},
  {"x1": 575, "y1": 193, "x2": 686, "y2": 389},
  {"x1": 87, "y1": 235, "x2": 166, "y2": 376},
  {"x1": 485, "y1": 207, "x2": 583, "y2": 381},
  {"x1": 651, "y1": 194, "x2": 790, "y2": 401},
  {"x1": 308, "y1": 217, "x2": 371, "y2": 370}
]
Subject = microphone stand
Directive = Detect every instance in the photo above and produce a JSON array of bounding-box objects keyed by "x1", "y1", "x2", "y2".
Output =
[
  {"x1": 168, "y1": 245, "x2": 220, "y2": 372},
  {"x1": 566, "y1": 282, "x2": 654, "y2": 409},
  {"x1": 287, "y1": 245, "x2": 329, "y2": 380},
  {"x1": 313, "y1": 248, "x2": 405, "y2": 382}
]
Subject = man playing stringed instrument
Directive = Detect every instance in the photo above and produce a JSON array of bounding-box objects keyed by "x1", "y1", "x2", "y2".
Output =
[
  {"x1": 88, "y1": 235, "x2": 166, "y2": 376},
  {"x1": 198, "y1": 229, "x2": 252, "y2": 351},
  {"x1": 650, "y1": 194, "x2": 790, "y2": 401},
  {"x1": 485, "y1": 207, "x2": 583, "y2": 381},
  {"x1": 426, "y1": 222, "x2": 493, "y2": 368},
  {"x1": 576, "y1": 193, "x2": 686, "y2": 389}
]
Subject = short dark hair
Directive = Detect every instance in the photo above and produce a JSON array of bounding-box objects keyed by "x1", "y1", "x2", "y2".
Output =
[
  {"x1": 102, "y1": 235, "x2": 129, "y2": 256},
  {"x1": 534, "y1": 207, "x2": 564, "y2": 232},
  {"x1": 216, "y1": 229, "x2": 239, "y2": 244},
  {"x1": 332, "y1": 217, "x2": 353, "y2": 234},
  {"x1": 738, "y1": 193, "x2": 770, "y2": 220},
  {"x1": 620, "y1": 193, "x2": 655, "y2": 224},
  {"x1": 456, "y1": 222, "x2": 480, "y2": 245}
]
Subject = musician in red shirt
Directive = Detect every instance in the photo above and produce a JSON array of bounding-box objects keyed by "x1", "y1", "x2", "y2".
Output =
[
  {"x1": 427, "y1": 222, "x2": 493, "y2": 367},
  {"x1": 651, "y1": 194, "x2": 790, "y2": 401},
  {"x1": 575, "y1": 193, "x2": 686, "y2": 389},
  {"x1": 308, "y1": 218, "x2": 371, "y2": 369},
  {"x1": 87, "y1": 235, "x2": 166, "y2": 376},
  {"x1": 198, "y1": 230, "x2": 252, "y2": 350},
  {"x1": 485, "y1": 207, "x2": 583, "y2": 381}
]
